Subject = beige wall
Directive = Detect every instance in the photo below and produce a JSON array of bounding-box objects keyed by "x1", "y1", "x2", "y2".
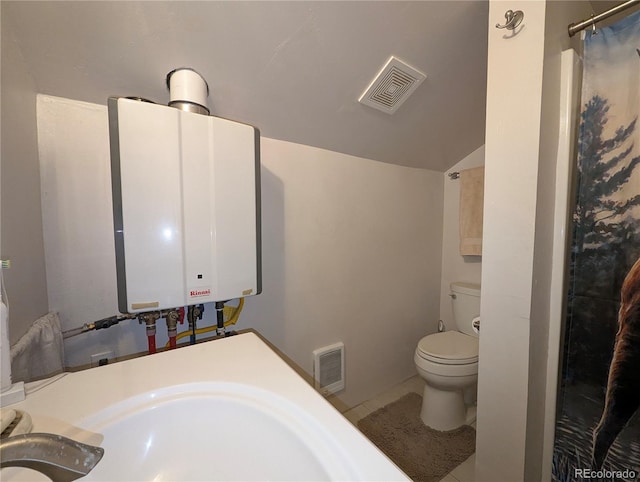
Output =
[
  {"x1": 242, "y1": 138, "x2": 444, "y2": 407},
  {"x1": 439, "y1": 146, "x2": 484, "y2": 330},
  {"x1": 0, "y1": 9, "x2": 49, "y2": 344},
  {"x1": 36, "y1": 95, "x2": 444, "y2": 407}
]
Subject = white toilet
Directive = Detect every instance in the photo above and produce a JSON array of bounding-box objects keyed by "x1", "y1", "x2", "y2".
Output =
[{"x1": 414, "y1": 282, "x2": 480, "y2": 431}]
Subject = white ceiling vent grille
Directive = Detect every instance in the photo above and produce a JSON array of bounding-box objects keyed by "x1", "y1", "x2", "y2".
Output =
[{"x1": 358, "y1": 56, "x2": 426, "y2": 114}]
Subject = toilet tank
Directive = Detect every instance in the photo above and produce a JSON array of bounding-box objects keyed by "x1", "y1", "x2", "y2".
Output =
[{"x1": 451, "y1": 282, "x2": 481, "y2": 337}]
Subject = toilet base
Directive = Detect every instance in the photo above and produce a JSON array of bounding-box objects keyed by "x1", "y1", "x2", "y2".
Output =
[
  {"x1": 465, "y1": 404, "x2": 477, "y2": 425},
  {"x1": 420, "y1": 383, "x2": 473, "y2": 431}
]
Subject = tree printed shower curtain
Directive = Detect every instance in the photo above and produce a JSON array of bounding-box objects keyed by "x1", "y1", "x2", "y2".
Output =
[{"x1": 552, "y1": 9, "x2": 640, "y2": 482}]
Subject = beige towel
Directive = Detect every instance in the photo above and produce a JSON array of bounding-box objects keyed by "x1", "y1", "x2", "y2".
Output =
[{"x1": 459, "y1": 166, "x2": 484, "y2": 256}]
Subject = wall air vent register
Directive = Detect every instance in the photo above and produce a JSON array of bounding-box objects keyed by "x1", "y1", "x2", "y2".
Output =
[{"x1": 313, "y1": 342, "x2": 345, "y2": 396}]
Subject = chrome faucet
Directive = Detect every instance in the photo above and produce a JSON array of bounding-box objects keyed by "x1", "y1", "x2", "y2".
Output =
[{"x1": 0, "y1": 433, "x2": 104, "y2": 482}]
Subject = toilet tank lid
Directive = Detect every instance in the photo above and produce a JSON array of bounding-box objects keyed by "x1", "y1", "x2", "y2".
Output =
[{"x1": 450, "y1": 282, "x2": 480, "y2": 296}]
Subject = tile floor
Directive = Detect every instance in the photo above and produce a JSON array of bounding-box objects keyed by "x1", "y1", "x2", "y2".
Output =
[{"x1": 342, "y1": 375, "x2": 476, "y2": 482}]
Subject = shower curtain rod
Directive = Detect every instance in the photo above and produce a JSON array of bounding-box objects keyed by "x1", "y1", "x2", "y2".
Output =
[{"x1": 568, "y1": 0, "x2": 640, "y2": 37}]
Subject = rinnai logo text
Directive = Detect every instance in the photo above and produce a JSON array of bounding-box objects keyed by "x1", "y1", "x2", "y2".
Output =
[{"x1": 189, "y1": 289, "x2": 211, "y2": 298}]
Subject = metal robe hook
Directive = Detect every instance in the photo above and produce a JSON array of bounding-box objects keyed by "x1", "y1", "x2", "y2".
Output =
[{"x1": 496, "y1": 9, "x2": 524, "y2": 30}]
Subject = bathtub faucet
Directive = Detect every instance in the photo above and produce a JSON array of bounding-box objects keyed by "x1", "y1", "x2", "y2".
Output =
[{"x1": 0, "y1": 433, "x2": 104, "y2": 482}]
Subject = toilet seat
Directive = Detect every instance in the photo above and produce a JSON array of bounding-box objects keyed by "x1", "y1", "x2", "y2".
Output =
[{"x1": 416, "y1": 331, "x2": 478, "y2": 365}]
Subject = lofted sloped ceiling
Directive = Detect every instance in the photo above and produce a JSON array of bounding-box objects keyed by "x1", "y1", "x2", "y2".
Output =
[{"x1": 2, "y1": 1, "x2": 489, "y2": 172}]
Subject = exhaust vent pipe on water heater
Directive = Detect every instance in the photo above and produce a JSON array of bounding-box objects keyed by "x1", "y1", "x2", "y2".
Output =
[{"x1": 166, "y1": 68, "x2": 210, "y2": 115}]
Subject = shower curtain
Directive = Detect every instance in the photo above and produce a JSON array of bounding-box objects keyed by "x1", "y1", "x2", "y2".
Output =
[{"x1": 552, "y1": 9, "x2": 640, "y2": 482}]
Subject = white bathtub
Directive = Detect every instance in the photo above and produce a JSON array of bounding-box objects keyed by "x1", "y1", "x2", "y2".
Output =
[{"x1": 1, "y1": 332, "x2": 408, "y2": 481}]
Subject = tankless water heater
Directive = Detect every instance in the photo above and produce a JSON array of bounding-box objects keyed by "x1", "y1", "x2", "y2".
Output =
[{"x1": 108, "y1": 96, "x2": 261, "y2": 313}]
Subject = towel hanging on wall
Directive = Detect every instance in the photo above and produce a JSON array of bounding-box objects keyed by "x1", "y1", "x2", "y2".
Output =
[{"x1": 459, "y1": 166, "x2": 485, "y2": 256}]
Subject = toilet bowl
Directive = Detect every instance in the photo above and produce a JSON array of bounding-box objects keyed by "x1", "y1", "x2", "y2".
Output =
[
  {"x1": 414, "y1": 282, "x2": 480, "y2": 431},
  {"x1": 414, "y1": 331, "x2": 478, "y2": 431}
]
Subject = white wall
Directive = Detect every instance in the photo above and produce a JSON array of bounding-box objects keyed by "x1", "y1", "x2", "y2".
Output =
[
  {"x1": 1, "y1": 10, "x2": 49, "y2": 344},
  {"x1": 439, "y1": 146, "x2": 484, "y2": 330},
  {"x1": 37, "y1": 96, "x2": 150, "y2": 366},
  {"x1": 36, "y1": 95, "x2": 444, "y2": 407},
  {"x1": 476, "y1": 2, "x2": 547, "y2": 479},
  {"x1": 476, "y1": 1, "x2": 591, "y2": 480}
]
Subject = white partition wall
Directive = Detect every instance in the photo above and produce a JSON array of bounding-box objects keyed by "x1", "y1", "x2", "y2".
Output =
[
  {"x1": 541, "y1": 48, "x2": 581, "y2": 479},
  {"x1": 477, "y1": 2, "x2": 591, "y2": 480}
]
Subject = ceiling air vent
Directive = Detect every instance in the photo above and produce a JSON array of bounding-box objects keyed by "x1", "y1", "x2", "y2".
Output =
[{"x1": 358, "y1": 56, "x2": 426, "y2": 114}]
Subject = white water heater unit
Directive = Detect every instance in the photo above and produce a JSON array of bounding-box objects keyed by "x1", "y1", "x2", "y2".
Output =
[{"x1": 108, "y1": 72, "x2": 261, "y2": 313}]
